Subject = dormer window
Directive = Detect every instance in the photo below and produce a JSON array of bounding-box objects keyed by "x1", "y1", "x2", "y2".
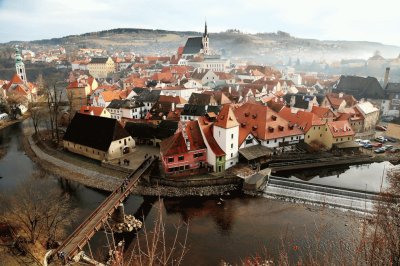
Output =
[
  {"x1": 241, "y1": 122, "x2": 246, "y2": 127},
  {"x1": 278, "y1": 125, "x2": 284, "y2": 131},
  {"x1": 252, "y1": 125, "x2": 258, "y2": 131},
  {"x1": 245, "y1": 112, "x2": 250, "y2": 117},
  {"x1": 252, "y1": 114, "x2": 257, "y2": 119},
  {"x1": 268, "y1": 126, "x2": 274, "y2": 132},
  {"x1": 271, "y1": 115, "x2": 277, "y2": 121}
]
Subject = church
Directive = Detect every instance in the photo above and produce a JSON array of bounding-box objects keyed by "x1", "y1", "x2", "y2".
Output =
[
  {"x1": 182, "y1": 22, "x2": 210, "y2": 57},
  {"x1": 0, "y1": 47, "x2": 37, "y2": 104}
]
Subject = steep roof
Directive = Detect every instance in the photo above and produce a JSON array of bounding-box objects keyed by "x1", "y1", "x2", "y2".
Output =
[
  {"x1": 160, "y1": 121, "x2": 206, "y2": 156},
  {"x1": 385, "y1": 82, "x2": 400, "y2": 93},
  {"x1": 90, "y1": 57, "x2": 110, "y2": 64},
  {"x1": 136, "y1": 89, "x2": 161, "y2": 102},
  {"x1": 311, "y1": 106, "x2": 336, "y2": 119},
  {"x1": 198, "y1": 117, "x2": 225, "y2": 156},
  {"x1": 334, "y1": 75, "x2": 384, "y2": 99},
  {"x1": 326, "y1": 121, "x2": 355, "y2": 138},
  {"x1": 214, "y1": 105, "x2": 239, "y2": 129},
  {"x1": 63, "y1": 113, "x2": 130, "y2": 152},
  {"x1": 188, "y1": 93, "x2": 216, "y2": 105},
  {"x1": 234, "y1": 103, "x2": 303, "y2": 145},
  {"x1": 183, "y1": 37, "x2": 204, "y2": 55}
]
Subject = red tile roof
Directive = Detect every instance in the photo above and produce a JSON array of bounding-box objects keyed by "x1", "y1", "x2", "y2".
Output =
[
  {"x1": 79, "y1": 106, "x2": 106, "y2": 116},
  {"x1": 234, "y1": 103, "x2": 303, "y2": 145},
  {"x1": 326, "y1": 121, "x2": 355, "y2": 137},
  {"x1": 214, "y1": 105, "x2": 239, "y2": 129},
  {"x1": 160, "y1": 121, "x2": 206, "y2": 156}
]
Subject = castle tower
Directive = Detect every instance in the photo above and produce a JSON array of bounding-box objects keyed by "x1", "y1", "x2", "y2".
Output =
[
  {"x1": 15, "y1": 47, "x2": 27, "y2": 83},
  {"x1": 213, "y1": 105, "x2": 239, "y2": 169},
  {"x1": 202, "y1": 21, "x2": 210, "y2": 55}
]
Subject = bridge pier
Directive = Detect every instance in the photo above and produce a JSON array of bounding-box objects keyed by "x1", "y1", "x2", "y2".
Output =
[{"x1": 112, "y1": 203, "x2": 126, "y2": 223}]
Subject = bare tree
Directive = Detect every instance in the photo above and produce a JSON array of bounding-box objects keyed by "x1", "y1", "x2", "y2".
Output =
[
  {"x1": 44, "y1": 80, "x2": 64, "y2": 144},
  {"x1": 29, "y1": 103, "x2": 44, "y2": 136},
  {"x1": 126, "y1": 200, "x2": 189, "y2": 266},
  {"x1": 0, "y1": 172, "x2": 78, "y2": 245}
]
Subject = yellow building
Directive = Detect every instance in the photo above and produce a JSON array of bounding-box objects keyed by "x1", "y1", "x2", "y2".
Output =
[{"x1": 87, "y1": 57, "x2": 115, "y2": 78}]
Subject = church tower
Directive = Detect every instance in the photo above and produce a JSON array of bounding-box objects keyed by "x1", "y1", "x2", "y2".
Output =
[
  {"x1": 15, "y1": 46, "x2": 27, "y2": 83},
  {"x1": 202, "y1": 21, "x2": 210, "y2": 55}
]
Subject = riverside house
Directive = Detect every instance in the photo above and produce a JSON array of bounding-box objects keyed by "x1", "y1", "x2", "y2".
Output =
[{"x1": 63, "y1": 113, "x2": 135, "y2": 161}]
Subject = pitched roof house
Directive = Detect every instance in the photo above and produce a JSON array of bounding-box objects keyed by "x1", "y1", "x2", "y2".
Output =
[{"x1": 63, "y1": 113, "x2": 135, "y2": 161}]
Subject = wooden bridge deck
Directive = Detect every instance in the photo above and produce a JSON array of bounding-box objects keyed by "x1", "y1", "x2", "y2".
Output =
[{"x1": 53, "y1": 157, "x2": 156, "y2": 263}]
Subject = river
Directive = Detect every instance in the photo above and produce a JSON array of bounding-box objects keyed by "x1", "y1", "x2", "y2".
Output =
[{"x1": 0, "y1": 122, "x2": 392, "y2": 265}]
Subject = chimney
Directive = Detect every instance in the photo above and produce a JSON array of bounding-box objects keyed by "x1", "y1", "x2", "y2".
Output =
[{"x1": 383, "y1": 67, "x2": 390, "y2": 88}]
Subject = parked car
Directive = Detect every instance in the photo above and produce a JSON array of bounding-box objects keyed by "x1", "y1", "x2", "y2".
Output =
[
  {"x1": 360, "y1": 140, "x2": 371, "y2": 145},
  {"x1": 363, "y1": 143, "x2": 373, "y2": 149},
  {"x1": 390, "y1": 148, "x2": 400, "y2": 153},
  {"x1": 375, "y1": 136, "x2": 387, "y2": 143},
  {"x1": 372, "y1": 142, "x2": 383, "y2": 147},
  {"x1": 385, "y1": 137, "x2": 397, "y2": 143},
  {"x1": 382, "y1": 145, "x2": 394, "y2": 151},
  {"x1": 375, "y1": 125, "x2": 387, "y2": 131},
  {"x1": 374, "y1": 148, "x2": 385, "y2": 153}
]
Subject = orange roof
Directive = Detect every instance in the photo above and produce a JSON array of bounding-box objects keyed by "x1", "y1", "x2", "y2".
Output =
[
  {"x1": 160, "y1": 121, "x2": 206, "y2": 156},
  {"x1": 151, "y1": 72, "x2": 174, "y2": 83},
  {"x1": 234, "y1": 103, "x2": 304, "y2": 145},
  {"x1": 327, "y1": 121, "x2": 355, "y2": 137},
  {"x1": 4, "y1": 74, "x2": 24, "y2": 90},
  {"x1": 214, "y1": 105, "x2": 239, "y2": 129},
  {"x1": 101, "y1": 90, "x2": 121, "y2": 102},
  {"x1": 215, "y1": 72, "x2": 234, "y2": 80},
  {"x1": 311, "y1": 106, "x2": 336, "y2": 119},
  {"x1": 280, "y1": 108, "x2": 325, "y2": 132},
  {"x1": 158, "y1": 95, "x2": 187, "y2": 104},
  {"x1": 79, "y1": 106, "x2": 106, "y2": 116}
]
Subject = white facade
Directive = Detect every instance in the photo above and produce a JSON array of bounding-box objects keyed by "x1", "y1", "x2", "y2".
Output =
[
  {"x1": 239, "y1": 133, "x2": 259, "y2": 149},
  {"x1": 107, "y1": 107, "x2": 122, "y2": 121},
  {"x1": 188, "y1": 58, "x2": 230, "y2": 72},
  {"x1": 160, "y1": 87, "x2": 197, "y2": 101},
  {"x1": 122, "y1": 106, "x2": 145, "y2": 119},
  {"x1": 213, "y1": 125, "x2": 239, "y2": 169}
]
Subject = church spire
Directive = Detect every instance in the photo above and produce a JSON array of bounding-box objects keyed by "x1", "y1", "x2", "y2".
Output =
[
  {"x1": 203, "y1": 20, "x2": 208, "y2": 37},
  {"x1": 202, "y1": 20, "x2": 209, "y2": 55},
  {"x1": 15, "y1": 46, "x2": 27, "y2": 83}
]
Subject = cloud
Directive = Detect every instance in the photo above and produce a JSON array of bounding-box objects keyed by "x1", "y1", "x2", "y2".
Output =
[{"x1": 0, "y1": 0, "x2": 399, "y2": 45}]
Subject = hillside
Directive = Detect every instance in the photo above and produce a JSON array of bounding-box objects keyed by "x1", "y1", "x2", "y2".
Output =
[{"x1": 1, "y1": 28, "x2": 400, "y2": 64}]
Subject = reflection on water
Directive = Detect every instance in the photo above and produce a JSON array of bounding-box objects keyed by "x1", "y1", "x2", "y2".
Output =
[
  {"x1": 0, "y1": 122, "x2": 369, "y2": 265},
  {"x1": 278, "y1": 161, "x2": 392, "y2": 192}
]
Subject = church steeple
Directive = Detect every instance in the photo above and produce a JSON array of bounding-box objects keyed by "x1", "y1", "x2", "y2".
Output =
[
  {"x1": 15, "y1": 46, "x2": 27, "y2": 83},
  {"x1": 202, "y1": 20, "x2": 210, "y2": 55}
]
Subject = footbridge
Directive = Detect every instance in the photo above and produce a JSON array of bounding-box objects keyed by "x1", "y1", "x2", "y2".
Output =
[{"x1": 52, "y1": 156, "x2": 157, "y2": 264}]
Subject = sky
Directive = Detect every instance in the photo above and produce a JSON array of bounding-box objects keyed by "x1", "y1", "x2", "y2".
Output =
[{"x1": 1, "y1": 0, "x2": 400, "y2": 46}]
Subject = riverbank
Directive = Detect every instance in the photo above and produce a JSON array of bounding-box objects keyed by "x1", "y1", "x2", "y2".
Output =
[{"x1": 23, "y1": 132, "x2": 242, "y2": 196}]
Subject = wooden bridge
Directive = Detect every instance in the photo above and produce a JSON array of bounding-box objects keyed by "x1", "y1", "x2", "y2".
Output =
[{"x1": 52, "y1": 156, "x2": 157, "y2": 264}]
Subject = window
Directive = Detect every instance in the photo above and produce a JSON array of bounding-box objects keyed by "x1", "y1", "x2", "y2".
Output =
[
  {"x1": 178, "y1": 155, "x2": 184, "y2": 161},
  {"x1": 168, "y1": 157, "x2": 174, "y2": 163},
  {"x1": 219, "y1": 131, "x2": 221, "y2": 137},
  {"x1": 231, "y1": 134, "x2": 234, "y2": 139},
  {"x1": 267, "y1": 140, "x2": 269, "y2": 144},
  {"x1": 231, "y1": 143, "x2": 234, "y2": 148},
  {"x1": 320, "y1": 134, "x2": 322, "y2": 137},
  {"x1": 231, "y1": 153, "x2": 233, "y2": 158},
  {"x1": 246, "y1": 139, "x2": 252, "y2": 144},
  {"x1": 274, "y1": 139, "x2": 277, "y2": 143}
]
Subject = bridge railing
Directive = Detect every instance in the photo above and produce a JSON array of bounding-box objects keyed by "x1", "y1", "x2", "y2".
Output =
[{"x1": 53, "y1": 156, "x2": 156, "y2": 261}]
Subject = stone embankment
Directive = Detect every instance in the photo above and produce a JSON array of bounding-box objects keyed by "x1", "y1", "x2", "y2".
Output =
[
  {"x1": 25, "y1": 134, "x2": 240, "y2": 197},
  {"x1": 26, "y1": 135, "x2": 120, "y2": 192}
]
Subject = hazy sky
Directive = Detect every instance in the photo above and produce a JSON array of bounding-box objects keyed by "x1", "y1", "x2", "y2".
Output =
[{"x1": 1, "y1": 0, "x2": 400, "y2": 45}]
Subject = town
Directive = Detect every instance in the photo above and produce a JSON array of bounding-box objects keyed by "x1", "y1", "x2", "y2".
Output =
[{"x1": 1, "y1": 18, "x2": 400, "y2": 266}]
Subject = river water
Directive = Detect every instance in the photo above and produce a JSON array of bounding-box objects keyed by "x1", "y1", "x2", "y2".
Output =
[{"x1": 0, "y1": 122, "x2": 392, "y2": 265}]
